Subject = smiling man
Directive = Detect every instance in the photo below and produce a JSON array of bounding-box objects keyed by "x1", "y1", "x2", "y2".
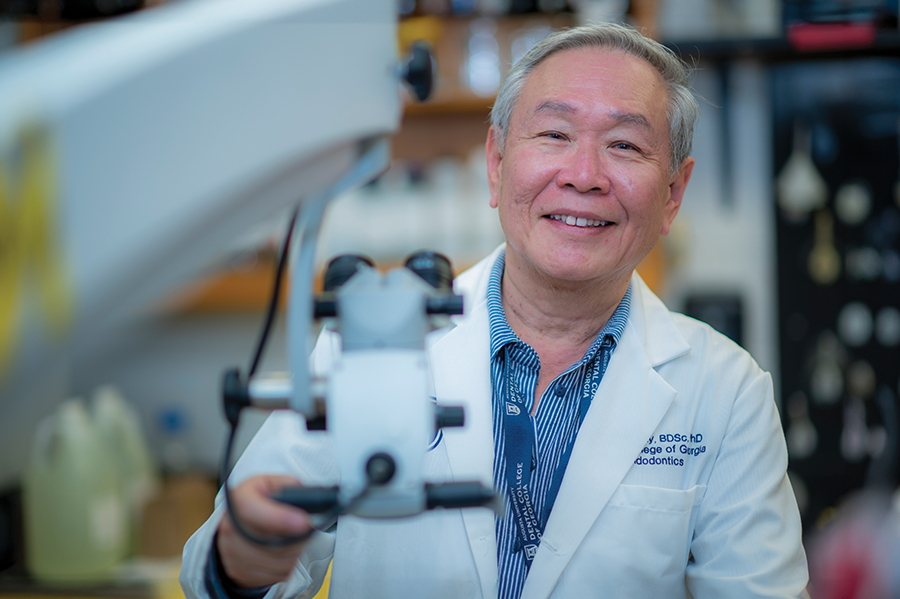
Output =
[
  {"x1": 485, "y1": 43, "x2": 693, "y2": 411},
  {"x1": 181, "y1": 22, "x2": 809, "y2": 599}
]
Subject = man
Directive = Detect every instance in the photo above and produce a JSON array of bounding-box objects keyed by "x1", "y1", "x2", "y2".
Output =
[{"x1": 181, "y1": 22, "x2": 809, "y2": 599}]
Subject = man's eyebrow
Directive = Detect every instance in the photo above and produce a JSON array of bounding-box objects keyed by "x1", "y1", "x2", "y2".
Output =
[
  {"x1": 610, "y1": 111, "x2": 652, "y2": 130},
  {"x1": 534, "y1": 100, "x2": 575, "y2": 115},
  {"x1": 533, "y1": 101, "x2": 652, "y2": 131}
]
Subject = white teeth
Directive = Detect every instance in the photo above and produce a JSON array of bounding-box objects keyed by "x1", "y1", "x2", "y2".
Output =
[{"x1": 549, "y1": 214, "x2": 610, "y2": 228}]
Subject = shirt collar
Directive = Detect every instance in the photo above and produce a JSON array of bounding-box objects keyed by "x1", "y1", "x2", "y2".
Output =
[{"x1": 486, "y1": 249, "x2": 632, "y2": 364}]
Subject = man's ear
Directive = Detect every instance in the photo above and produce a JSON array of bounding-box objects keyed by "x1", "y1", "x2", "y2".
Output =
[
  {"x1": 661, "y1": 157, "x2": 694, "y2": 236},
  {"x1": 485, "y1": 126, "x2": 503, "y2": 209}
]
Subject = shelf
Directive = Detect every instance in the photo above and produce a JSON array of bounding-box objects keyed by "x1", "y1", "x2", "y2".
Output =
[
  {"x1": 404, "y1": 96, "x2": 494, "y2": 116},
  {"x1": 667, "y1": 26, "x2": 900, "y2": 63},
  {"x1": 163, "y1": 246, "x2": 669, "y2": 315},
  {"x1": 161, "y1": 252, "x2": 286, "y2": 314}
]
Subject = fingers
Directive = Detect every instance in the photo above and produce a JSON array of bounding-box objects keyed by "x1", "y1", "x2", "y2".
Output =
[
  {"x1": 216, "y1": 475, "x2": 313, "y2": 589},
  {"x1": 230, "y1": 475, "x2": 311, "y2": 537}
]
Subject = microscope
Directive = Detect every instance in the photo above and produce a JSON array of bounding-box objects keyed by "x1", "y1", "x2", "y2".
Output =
[{"x1": 223, "y1": 249, "x2": 498, "y2": 529}]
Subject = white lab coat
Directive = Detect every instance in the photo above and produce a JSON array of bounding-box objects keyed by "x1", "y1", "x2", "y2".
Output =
[{"x1": 181, "y1": 245, "x2": 809, "y2": 599}]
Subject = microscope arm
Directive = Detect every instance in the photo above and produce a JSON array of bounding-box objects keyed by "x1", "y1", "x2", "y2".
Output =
[{"x1": 0, "y1": 0, "x2": 400, "y2": 406}]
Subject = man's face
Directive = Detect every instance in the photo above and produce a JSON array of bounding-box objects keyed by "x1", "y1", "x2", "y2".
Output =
[{"x1": 486, "y1": 46, "x2": 693, "y2": 289}]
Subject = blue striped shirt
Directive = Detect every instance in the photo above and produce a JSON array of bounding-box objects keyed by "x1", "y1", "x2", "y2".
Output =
[{"x1": 487, "y1": 250, "x2": 631, "y2": 599}]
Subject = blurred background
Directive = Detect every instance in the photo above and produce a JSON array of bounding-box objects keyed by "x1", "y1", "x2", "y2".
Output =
[{"x1": 1, "y1": 0, "x2": 899, "y2": 598}]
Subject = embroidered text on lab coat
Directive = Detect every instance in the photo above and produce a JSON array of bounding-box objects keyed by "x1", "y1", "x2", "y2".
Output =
[{"x1": 633, "y1": 434, "x2": 708, "y2": 467}]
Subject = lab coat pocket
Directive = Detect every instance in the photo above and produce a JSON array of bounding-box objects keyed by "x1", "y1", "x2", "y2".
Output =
[
  {"x1": 559, "y1": 484, "x2": 706, "y2": 597},
  {"x1": 607, "y1": 482, "x2": 707, "y2": 512}
]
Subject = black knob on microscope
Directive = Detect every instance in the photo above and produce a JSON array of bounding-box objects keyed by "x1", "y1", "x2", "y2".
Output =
[
  {"x1": 366, "y1": 453, "x2": 396, "y2": 486},
  {"x1": 402, "y1": 41, "x2": 434, "y2": 103},
  {"x1": 405, "y1": 251, "x2": 453, "y2": 290},
  {"x1": 323, "y1": 254, "x2": 374, "y2": 292}
]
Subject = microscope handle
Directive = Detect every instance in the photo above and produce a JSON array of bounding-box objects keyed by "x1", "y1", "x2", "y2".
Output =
[
  {"x1": 271, "y1": 482, "x2": 499, "y2": 515},
  {"x1": 425, "y1": 482, "x2": 499, "y2": 511},
  {"x1": 270, "y1": 485, "x2": 340, "y2": 514}
]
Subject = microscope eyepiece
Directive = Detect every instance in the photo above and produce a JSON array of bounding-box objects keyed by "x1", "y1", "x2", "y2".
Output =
[
  {"x1": 323, "y1": 254, "x2": 375, "y2": 292},
  {"x1": 405, "y1": 251, "x2": 453, "y2": 290}
]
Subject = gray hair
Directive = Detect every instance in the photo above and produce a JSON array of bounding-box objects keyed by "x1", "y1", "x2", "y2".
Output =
[{"x1": 490, "y1": 22, "x2": 699, "y2": 175}]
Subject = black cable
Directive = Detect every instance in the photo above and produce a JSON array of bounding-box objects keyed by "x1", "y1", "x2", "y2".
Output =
[
  {"x1": 248, "y1": 206, "x2": 299, "y2": 378},
  {"x1": 221, "y1": 419, "x2": 314, "y2": 547},
  {"x1": 222, "y1": 205, "x2": 309, "y2": 548}
]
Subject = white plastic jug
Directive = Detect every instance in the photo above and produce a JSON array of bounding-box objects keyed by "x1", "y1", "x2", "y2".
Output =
[
  {"x1": 24, "y1": 398, "x2": 128, "y2": 583},
  {"x1": 91, "y1": 385, "x2": 160, "y2": 554}
]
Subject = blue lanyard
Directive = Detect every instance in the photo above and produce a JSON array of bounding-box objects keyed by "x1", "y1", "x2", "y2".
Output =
[{"x1": 501, "y1": 343, "x2": 608, "y2": 568}]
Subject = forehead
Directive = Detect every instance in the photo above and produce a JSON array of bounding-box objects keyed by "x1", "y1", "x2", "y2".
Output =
[{"x1": 515, "y1": 46, "x2": 669, "y2": 131}]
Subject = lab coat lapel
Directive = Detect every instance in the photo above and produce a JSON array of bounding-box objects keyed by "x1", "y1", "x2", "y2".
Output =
[
  {"x1": 429, "y1": 296, "x2": 498, "y2": 599},
  {"x1": 521, "y1": 276, "x2": 689, "y2": 599}
]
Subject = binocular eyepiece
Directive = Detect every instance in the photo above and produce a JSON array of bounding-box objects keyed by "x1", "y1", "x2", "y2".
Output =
[{"x1": 323, "y1": 250, "x2": 454, "y2": 292}]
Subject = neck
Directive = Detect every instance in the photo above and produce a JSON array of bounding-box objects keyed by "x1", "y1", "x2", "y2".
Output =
[{"x1": 501, "y1": 254, "x2": 629, "y2": 358}]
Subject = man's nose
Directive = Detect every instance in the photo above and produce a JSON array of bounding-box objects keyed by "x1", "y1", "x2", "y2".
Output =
[{"x1": 556, "y1": 143, "x2": 609, "y2": 194}]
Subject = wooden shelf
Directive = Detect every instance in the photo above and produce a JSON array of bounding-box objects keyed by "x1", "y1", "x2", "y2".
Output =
[
  {"x1": 162, "y1": 253, "x2": 287, "y2": 314},
  {"x1": 163, "y1": 246, "x2": 669, "y2": 314},
  {"x1": 404, "y1": 96, "x2": 495, "y2": 116}
]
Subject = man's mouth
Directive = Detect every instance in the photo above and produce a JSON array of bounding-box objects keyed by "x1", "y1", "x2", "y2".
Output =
[{"x1": 547, "y1": 214, "x2": 613, "y2": 228}]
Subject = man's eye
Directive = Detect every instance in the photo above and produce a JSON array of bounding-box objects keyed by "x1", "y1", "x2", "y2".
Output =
[
  {"x1": 613, "y1": 142, "x2": 637, "y2": 151},
  {"x1": 542, "y1": 132, "x2": 566, "y2": 140}
]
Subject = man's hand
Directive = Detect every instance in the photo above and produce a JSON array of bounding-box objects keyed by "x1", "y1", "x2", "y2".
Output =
[{"x1": 216, "y1": 475, "x2": 313, "y2": 589}]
